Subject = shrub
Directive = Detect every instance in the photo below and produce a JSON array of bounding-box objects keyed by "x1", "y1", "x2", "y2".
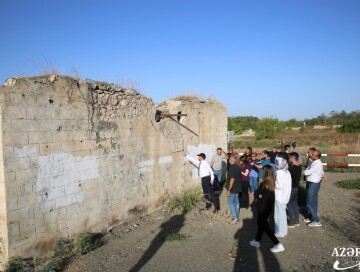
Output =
[
  {"x1": 167, "y1": 187, "x2": 203, "y2": 211},
  {"x1": 5, "y1": 257, "x2": 32, "y2": 272},
  {"x1": 35, "y1": 259, "x2": 61, "y2": 272},
  {"x1": 74, "y1": 232, "x2": 102, "y2": 255},
  {"x1": 335, "y1": 179, "x2": 360, "y2": 190},
  {"x1": 53, "y1": 238, "x2": 73, "y2": 257}
]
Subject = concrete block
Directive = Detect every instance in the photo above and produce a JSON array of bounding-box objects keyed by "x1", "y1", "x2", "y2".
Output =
[
  {"x1": 20, "y1": 217, "x2": 45, "y2": 233},
  {"x1": 7, "y1": 198, "x2": 18, "y2": 212},
  {"x1": 3, "y1": 132, "x2": 28, "y2": 145},
  {"x1": 13, "y1": 144, "x2": 39, "y2": 158},
  {"x1": 12, "y1": 120, "x2": 38, "y2": 132},
  {"x1": 28, "y1": 131, "x2": 52, "y2": 144},
  {"x1": 4, "y1": 157, "x2": 31, "y2": 172},
  {"x1": 8, "y1": 206, "x2": 34, "y2": 223},
  {"x1": 46, "y1": 186, "x2": 65, "y2": 200},
  {"x1": 38, "y1": 120, "x2": 63, "y2": 132},
  {"x1": 80, "y1": 139, "x2": 96, "y2": 151},
  {"x1": 39, "y1": 142, "x2": 62, "y2": 156},
  {"x1": 62, "y1": 141, "x2": 81, "y2": 152},
  {"x1": 26, "y1": 106, "x2": 52, "y2": 120}
]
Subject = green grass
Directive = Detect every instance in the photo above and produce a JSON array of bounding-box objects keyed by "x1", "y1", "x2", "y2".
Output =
[
  {"x1": 164, "y1": 233, "x2": 187, "y2": 241},
  {"x1": 53, "y1": 238, "x2": 73, "y2": 257},
  {"x1": 74, "y1": 232, "x2": 102, "y2": 255},
  {"x1": 167, "y1": 187, "x2": 203, "y2": 211},
  {"x1": 335, "y1": 179, "x2": 360, "y2": 190},
  {"x1": 35, "y1": 259, "x2": 62, "y2": 272},
  {"x1": 5, "y1": 257, "x2": 32, "y2": 272}
]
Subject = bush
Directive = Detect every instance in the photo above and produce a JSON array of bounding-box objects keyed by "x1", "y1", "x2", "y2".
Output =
[
  {"x1": 167, "y1": 187, "x2": 203, "y2": 211},
  {"x1": 74, "y1": 232, "x2": 102, "y2": 255},
  {"x1": 53, "y1": 238, "x2": 73, "y2": 257},
  {"x1": 35, "y1": 259, "x2": 61, "y2": 272},
  {"x1": 5, "y1": 257, "x2": 32, "y2": 272},
  {"x1": 335, "y1": 179, "x2": 360, "y2": 190}
]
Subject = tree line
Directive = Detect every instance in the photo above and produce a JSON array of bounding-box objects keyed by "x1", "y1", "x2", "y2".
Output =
[{"x1": 228, "y1": 110, "x2": 360, "y2": 139}]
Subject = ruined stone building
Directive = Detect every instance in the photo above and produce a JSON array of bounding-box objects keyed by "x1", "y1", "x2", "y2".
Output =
[{"x1": 0, "y1": 75, "x2": 227, "y2": 267}]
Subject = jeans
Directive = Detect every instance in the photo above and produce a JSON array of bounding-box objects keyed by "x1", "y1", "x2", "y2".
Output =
[
  {"x1": 213, "y1": 169, "x2": 222, "y2": 188},
  {"x1": 227, "y1": 193, "x2": 240, "y2": 220},
  {"x1": 274, "y1": 200, "x2": 287, "y2": 237},
  {"x1": 306, "y1": 182, "x2": 321, "y2": 222},
  {"x1": 202, "y1": 176, "x2": 220, "y2": 210},
  {"x1": 287, "y1": 188, "x2": 299, "y2": 224},
  {"x1": 249, "y1": 176, "x2": 258, "y2": 193}
]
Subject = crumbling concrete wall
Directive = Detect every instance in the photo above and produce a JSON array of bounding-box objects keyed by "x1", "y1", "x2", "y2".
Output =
[{"x1": 0, "y1": 75, "x2": 227, "y2": 266}]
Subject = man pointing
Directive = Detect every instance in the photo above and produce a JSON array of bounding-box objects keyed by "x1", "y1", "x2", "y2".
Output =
[{"x1": 185, "y1": 152, "x2": 220, "y2": 213}]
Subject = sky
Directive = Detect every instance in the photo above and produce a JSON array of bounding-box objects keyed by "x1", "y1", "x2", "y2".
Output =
[{"x1": 1, "y1": 0, "x2": 360, "y2": 120}]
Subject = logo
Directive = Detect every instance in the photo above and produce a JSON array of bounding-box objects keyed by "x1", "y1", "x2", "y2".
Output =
[{"x1": 332, "y1": 244, "x2": 360, "y2": 270}]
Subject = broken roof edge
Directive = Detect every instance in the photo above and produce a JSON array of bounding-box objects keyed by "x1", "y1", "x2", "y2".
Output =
[
  {"x1": 157, "y1": 95, "x2": 225, "y2": 109},
  {"x1": 2, "y1": 74, "x2": 154, "y2": 102}
]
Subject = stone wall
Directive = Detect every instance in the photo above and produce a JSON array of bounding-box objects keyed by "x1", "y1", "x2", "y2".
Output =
[{"x1": 0, "y1": 75, "x2": 227, "y2": 267}]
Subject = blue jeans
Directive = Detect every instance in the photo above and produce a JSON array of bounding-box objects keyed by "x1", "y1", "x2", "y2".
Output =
[
  {"x1": 306, "y1": 182, "x2": 321, "y2": 222},
  {"x1": 287, "y1": 188, "x2": 299, "y2": 224},
  {"x1": 213, "y1": 169, "x2": 222, "y2": 186},
  {"x1": 249, "y1": 176, "x2": 258, "y2": 193},
  {"x1": 227, "y1": 193, "x2": 240, "y2": 220},
  {"x1": 274, "y1": 200, "x2": 287, "y2": 237}
]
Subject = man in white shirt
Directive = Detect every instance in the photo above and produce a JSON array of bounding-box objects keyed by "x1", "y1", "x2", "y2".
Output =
[
  {"x1": 304, "y1": 150, "x2": 324, "y2": 227},
  {"x1": 185, "y1": 152, "x2": 220, "y2": 213}
]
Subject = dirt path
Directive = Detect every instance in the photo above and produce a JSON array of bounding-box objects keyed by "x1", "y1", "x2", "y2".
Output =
[{"x1": 64, "y1": 172, "x2": 360, "y2": 272}]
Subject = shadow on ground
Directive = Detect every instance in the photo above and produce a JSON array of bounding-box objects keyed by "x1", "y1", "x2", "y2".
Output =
[
  {"x1": 232, "y1": 204, "x2": 281, "y2": 272},
  {"x1": 129, "y1": 210, "x2": 188, "y2": 272}
]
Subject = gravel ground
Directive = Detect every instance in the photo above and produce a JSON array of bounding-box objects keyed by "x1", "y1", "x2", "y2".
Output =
[{"x1": 64, "y1": 172, "x2": 360, "y2": 272}]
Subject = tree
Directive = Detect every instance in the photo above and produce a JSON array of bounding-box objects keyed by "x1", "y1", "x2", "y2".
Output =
[{"x1": 255, "y1": 118, "x2": 285, "y2": 140}]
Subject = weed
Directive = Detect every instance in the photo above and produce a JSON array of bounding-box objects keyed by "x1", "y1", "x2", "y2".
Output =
[
  {"x1": 74, "y1": 232, "x2": 102, "y2": 255},
  {"x1": 53, "y1": 238, "x2": 73, "y2": 257},
  {"x1": 5, "y1": 257, "x2": 32, "y2": 272},
  {"x1": 335, "y1": 179, "x2": 360, "y2": 190},
  {"x1": 167, "y1": 187, "x2": 203, "y2": 211},
  {"x1": 164, "y1": 233, "x2": 187, "y2": 241},
  {"x1": 35, "y1": 259, "x2": 61, "y2": 272}
]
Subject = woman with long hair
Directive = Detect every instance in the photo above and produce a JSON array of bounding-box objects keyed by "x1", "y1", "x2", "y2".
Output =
[{"x1": 249, "y1": 165, "x2": 285, "y2": 253}]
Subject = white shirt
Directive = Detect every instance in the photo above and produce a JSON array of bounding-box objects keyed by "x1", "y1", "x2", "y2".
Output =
[
  {"x1": 275, "y1": 169, "x2": 292, "y2": 204},
  {"x1": 304, "y1": 159, "x2": 324, "y2": 183},
  {"x1": 186, "y1": 155, "x2": 214, "y2": 181}
]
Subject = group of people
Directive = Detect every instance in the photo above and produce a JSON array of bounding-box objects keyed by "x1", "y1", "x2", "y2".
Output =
[{"x1": 185, "y1": 142, "x2": 324, "y2": 254}]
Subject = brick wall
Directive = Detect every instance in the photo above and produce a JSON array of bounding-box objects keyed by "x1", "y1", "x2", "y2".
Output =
[{"x1": 0, "y1": 75, "x2": 227, "y2": 267}]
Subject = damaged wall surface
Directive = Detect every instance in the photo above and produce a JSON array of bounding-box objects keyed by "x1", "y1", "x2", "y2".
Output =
[{"x1": 0, "y1": 75, "x2": 227, "y2": 266}]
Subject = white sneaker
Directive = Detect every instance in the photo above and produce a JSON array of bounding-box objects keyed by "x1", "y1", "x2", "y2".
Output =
[
  {"x1": 303, "y1": 218, "x2": 311, "y2": 223},
  {"x1": 249, "y1": 239, "x2": 261, "y2": 248},
  {"x1": 270, "y1": 243, "x2": 285, "y2": 253},
  {"x1": 308, "y1": 221, "x2": 322, "y2": 227}
]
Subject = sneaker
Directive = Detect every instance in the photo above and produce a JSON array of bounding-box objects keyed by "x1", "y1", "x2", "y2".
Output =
[
  {"x1": 270, "y1": 243, "x2": 285, "y2": 253},
  {"x1": 229, "y1": 219, "x2": 239, "y2": 225},
  {"x1": 288, "y1": 224, "x2": 295, "y2": 229},
  {"x1": 303, "y1": 218, "x2": 311, "y2": 223},
  {"x1": 250, "y1": 193, "x2": 254, "y2": 198},
  {"x1": 308, "y1": 221, "x2": 322, "y2": 227},
  {"x1": 294, "y1": 222, "x2": 300, "y2": 227},
  {"x1": 249, "y1": 239, "x2": 261, "y2": 248}
]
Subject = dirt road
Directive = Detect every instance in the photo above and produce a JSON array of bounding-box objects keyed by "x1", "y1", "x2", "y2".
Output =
[{"x1": 64, "y1": 172, "x2": 360, "y2": 272}]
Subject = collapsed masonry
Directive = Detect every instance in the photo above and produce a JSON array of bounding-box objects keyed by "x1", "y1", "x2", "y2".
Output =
[{"x1": 0, "y1": 75, "x2": 227, "y2": 267}]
